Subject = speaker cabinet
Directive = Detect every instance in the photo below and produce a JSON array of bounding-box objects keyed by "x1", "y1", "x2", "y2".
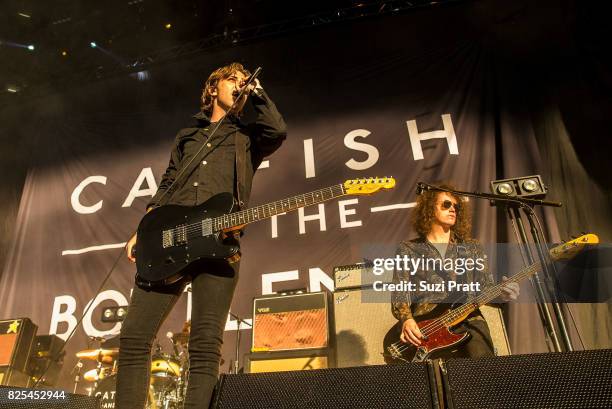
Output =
[
  {"x1": 212, "y1": 363, "x2": 436, "y2": 409},
  {"x1": 333, "y1": 288, "x2": 398, "y2": 367},
  {"x1": 0, "y1": 319, "x2": 37, "y2": 387},
  {"x1": 479, "y1": 305, "x2": 511, "y2": 356},
  {"x1": 442, "y1": 349, "x2": 612, "y2": 409}
]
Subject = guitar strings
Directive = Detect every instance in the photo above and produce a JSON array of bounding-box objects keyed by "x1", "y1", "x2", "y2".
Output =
[
  {"x1": 166, "y1": 184, "x2": 346, "y2": 239},
  {"x1": 174, "y1": 185, "x2": 344, "y2": 237},
  {"x1": 391, "y1": 263, "x2": 540, "y2": 354}
]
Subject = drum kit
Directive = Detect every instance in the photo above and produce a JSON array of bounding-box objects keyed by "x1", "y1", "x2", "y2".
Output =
[{"x1": 74, "y1": 321, "x2": 192, "y2": 409}]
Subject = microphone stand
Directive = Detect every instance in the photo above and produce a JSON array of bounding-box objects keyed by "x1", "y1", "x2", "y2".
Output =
[
  {"x1": 229, "y1": 312, "x2": 252, "y2": 374},
  {"x1": 416, "y1": 182, "x2": 574, "y2": 352}
]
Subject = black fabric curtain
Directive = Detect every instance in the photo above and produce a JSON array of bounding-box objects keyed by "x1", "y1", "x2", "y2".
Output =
[{"x1": 0, "y1": 0, "x2": 609, "y2": 390}]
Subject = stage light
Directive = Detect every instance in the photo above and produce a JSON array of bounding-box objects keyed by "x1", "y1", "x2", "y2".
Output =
[
  {"x1": 165, "y1": 23, "x2": 172, "y2": 29},
  {"x1": 27, "y1": 45, "x2": 35, "y2": 51},
  {"x1": 490, "y1": 175, "x2": 547, "y2": 199},
  {"x1": 522, "y1": 179, "x2": 538, "y2": 193},
  {"x1": 7, "y1": 87, "x2": 18, "y2": 93},
  {"x1": 101, "y1": 305, "x2": 129, "y2": 322},
  {"x1": 18, "y1": 12, "x2": 31, "y2": 18},
  {"x1": 90, "y1": 42, "x2": 97, "y2": 48},
  {"x1": 61, "y1": 50, "x2": 68, "y2": 56},
  {"x1": 129, "y1": 70, "x2": 150, "y2": 81},
  {"x1": 496, "y1": 183, "x2": 514, "y2": 195}
]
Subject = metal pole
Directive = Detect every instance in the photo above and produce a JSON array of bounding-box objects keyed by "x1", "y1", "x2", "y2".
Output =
[{"x1": 509, "y1": 206, "x2": 563, "y2": 352}]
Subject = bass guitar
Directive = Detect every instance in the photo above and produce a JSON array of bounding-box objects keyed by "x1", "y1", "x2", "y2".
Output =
[
  {"x1": 135, "y1": 177, "x2": 396, "y2": 288},
  {"x1": 383, "y1": 234, "x2": 599, "y2": 363}
]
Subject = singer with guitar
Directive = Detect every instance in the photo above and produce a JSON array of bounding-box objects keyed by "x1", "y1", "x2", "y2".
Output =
[
  {"x1": 388, "y1": 183, "x2": 520, "y2": 361},
  {"x1": 116, "y1": 62, "x2": 287, "y2": 409}
]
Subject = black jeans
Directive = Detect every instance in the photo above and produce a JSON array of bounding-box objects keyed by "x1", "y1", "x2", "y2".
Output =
[
  {"x1": 116, "y1": 260, "x2": 239, "y2": 409},
  {"x1": 437, "y1": 315, "x2": 495, "y2": 359}
]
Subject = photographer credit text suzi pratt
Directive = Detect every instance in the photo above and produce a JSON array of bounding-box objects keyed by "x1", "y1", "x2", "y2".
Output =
[{"x1": 371, "y1": 254, "x2": 486, "y2": 293}]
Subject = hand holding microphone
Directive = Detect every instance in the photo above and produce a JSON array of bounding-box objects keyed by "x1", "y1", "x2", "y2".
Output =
[{"x1": 234, "y1": 67, "x2": 263, "y2": 98}]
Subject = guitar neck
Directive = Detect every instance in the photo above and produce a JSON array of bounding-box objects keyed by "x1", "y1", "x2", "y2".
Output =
[
  {"x1": 430, "y1": 260, "x2": 542, "y2": 334},
  {"x1": 213, "y1": 184, "x2": 347, "y2": 230}
]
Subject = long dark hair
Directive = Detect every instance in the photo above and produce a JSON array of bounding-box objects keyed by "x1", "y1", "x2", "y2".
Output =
[{"x1": 412, "y1": 183, "x2": 472, "y2": 240}]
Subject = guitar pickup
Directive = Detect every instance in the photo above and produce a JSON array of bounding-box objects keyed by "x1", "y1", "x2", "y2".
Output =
[
  {"x1": 162, "y1": 229, "x2": 174, "y2": 248},
  {"x1": 162, "y1": 225, "x2": 187, "y2": 248}
]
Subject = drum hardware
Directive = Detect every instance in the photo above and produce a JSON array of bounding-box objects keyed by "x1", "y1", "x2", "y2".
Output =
[
  {"x1": 80, "y1": 321, "x2": 193, "y2": 408},
  {"x1": 229, "y1": 312, "x2": 252, "y2": 374},
  {"x1": 72, "y1": 359, "x2": 84, "y2": 394}
]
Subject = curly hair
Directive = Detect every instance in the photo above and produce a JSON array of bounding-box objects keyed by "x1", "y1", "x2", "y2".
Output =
[
  {"x1": 412, "y1": 183, "x2": 472, "y2": 241},
  {"x1": 200, "y1": 62, "x2": 251, "y2": 114}
]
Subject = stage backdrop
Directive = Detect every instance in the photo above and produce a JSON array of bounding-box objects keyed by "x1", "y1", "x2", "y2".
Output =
[{"x1": 1, "y1": 1, "x2": 609, "y2": 391}]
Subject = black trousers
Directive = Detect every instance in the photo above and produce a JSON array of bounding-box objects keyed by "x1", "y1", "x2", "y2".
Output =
[{"x1": 116, "y1": 260, "x2": 239, "y2": 409}]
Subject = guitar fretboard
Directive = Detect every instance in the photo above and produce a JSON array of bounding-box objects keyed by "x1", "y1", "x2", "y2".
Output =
[{"x1": 212, "y1": 184, "x2": 347, "y2": 231}]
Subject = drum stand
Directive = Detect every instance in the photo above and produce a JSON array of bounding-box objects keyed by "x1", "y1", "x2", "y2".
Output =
[
  {"x1": 229, "y1": 312, "x2": 252, "y2": 374},
  {"x1": 73, "y1": 359, "x2": 84, "y2": 394}
]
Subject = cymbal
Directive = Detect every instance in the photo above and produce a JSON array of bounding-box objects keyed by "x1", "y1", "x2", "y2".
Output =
[
  {"x1": 83, "y1": 367, "x2": 114, "y2": 382},
  {"x1": 76, "y1": 348, "x2": 119, "y2": 363}
]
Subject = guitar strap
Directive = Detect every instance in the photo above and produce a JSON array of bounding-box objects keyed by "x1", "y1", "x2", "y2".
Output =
[{"x1": 156, "y1": 126, "x2": 239, "y2": 208}]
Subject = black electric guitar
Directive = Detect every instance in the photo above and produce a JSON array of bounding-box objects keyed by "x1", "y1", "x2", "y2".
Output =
[
  {"x1": 135, "y1": 177, "x2": 396, "y2": 288},
  {"x1": 383, "y1": 234, "x2": 599, "y2": 363}
]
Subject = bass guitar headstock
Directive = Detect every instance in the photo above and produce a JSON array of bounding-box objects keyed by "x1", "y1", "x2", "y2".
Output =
[{"x1": 549, "y1": 233, "x2": 599, "y2": 261}]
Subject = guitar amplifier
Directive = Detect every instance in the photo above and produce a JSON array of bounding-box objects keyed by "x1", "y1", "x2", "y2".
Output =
[
  {"x1": 333, "y1": 288, "x2": 398, "y2": 367},
  {"x1": 28, "y1": 335, "x2": 66, "y2": 387},
  {"x1": 333, "y1": 261, "x2": 393, "y2": 290},
  {"x1": 252, "y1": 292, "x2": 329, "y2": 352},
  {"x1": 0, "y1": 367, "x2": 31, "y2": 387},
  {"x1": 0, "y1": 318, "x2": 37, "y2": 386},
  {"x1": 245, "y1": 349, "x2": 329, "y2": 373}
]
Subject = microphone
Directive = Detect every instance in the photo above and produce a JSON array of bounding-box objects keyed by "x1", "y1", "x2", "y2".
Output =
[
  {"x1": 233, "y1": 67, "x2": 262, "y2": 97},
  {"x1": 243, "y1": 67, "x2": 262, "y2": 88}
]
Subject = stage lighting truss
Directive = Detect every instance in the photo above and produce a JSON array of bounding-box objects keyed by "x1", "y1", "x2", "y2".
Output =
[
  {"x1": 490, "y1": 175, "x2": 547, "y2": 199},
  {"x1": 0, "y1": 0, "x2": 460, "y2": 106}
]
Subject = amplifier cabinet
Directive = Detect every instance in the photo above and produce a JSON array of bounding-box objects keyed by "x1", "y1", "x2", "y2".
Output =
[
  {"x1": 333, "y1": 262, "x2": 393, "y2": 290},
  {"x1": 252, "y1": 292, "x2": 330, "y2": 352},
  {"x1": 28, "y1": 335, "x2": 66, "y2": 387},
  {"x1": 0, "y1": 367, "x2": 31, "y2": 387},
  {"x1": 333, "y1": 288, "x2": 398, "y2": 367},
  {"x1": 246, "y1": 349, "x2": 329, "y2": 373},
  {"x1": 0, "y1": 318, "x2": 37, "y2": 379}
]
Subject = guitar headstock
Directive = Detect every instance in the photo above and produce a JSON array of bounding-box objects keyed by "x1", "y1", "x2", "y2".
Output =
[
  {"x1": 343, "y1": 177, "x2": 396, "y2": 195},
  {"x1": 549, "y1": 233, "x2": 599, "y2": 261}
]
